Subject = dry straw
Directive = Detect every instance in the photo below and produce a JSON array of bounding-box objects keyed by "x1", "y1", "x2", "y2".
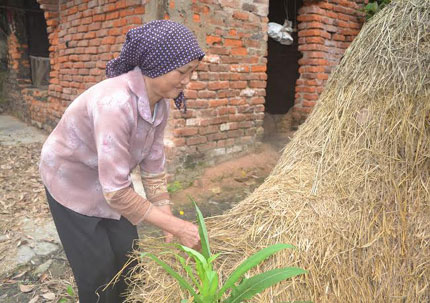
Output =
[{"x1": 125, "y1": 0, "x2": 430, "y2": 302}]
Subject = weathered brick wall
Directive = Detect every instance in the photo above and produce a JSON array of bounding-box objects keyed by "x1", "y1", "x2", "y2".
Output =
[
  {"x1": 28, "y1": 0, "x2": 269, "y2": 174},
  {"x1": 3, "y1": 0, "x2": 57, "y2": 126},
  {"x1": 161, "y1": 0, "x2": 269, "y2": 172},
  {"x1": 293, "y1": 0, "x2": 366, "y2": 124}
]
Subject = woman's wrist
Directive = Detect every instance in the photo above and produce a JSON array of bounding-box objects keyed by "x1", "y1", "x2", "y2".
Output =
[{"x1": 144, "y1": 206, "x2": 184, "y2": 236}]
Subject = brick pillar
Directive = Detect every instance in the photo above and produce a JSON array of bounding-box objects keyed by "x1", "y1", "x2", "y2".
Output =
[{"x1": 293, "y1": 0, "x2": 366, "y2": 125}]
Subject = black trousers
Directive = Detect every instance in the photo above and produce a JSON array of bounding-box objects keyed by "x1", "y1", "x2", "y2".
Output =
[{"x1": 45, "y1": 188, "x2": 138, "y2": 303}]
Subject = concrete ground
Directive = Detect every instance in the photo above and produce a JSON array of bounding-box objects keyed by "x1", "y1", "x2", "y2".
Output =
[
  {"x1": 0, "y1": 115, "x2": 60, "y2": 277},
  {"x1": 0, "y1": 115, "x2": 47, "y2": 145}
]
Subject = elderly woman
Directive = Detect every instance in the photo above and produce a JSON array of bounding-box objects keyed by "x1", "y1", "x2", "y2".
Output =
[{"x1": 39, "y1": 20, "x2": 204, "y2": 302}]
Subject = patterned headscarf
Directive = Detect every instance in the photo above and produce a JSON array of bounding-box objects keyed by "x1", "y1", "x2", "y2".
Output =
[{"x1": 106, "y1": 20, "x2": 205, "y2": 112}]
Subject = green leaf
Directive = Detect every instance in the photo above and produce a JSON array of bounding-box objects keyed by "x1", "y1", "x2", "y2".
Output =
[
  {"x1": 365, "y1": 2, "x2": 378, "y2": 13},
  {"x1": 58, "y1": 299, "x2": 68, "y2": 303},
  {"x1": 176, "y1": 253, "x2": 200, "y2": 290},
  {"x1": 66, "y1": 285, "x2": 74, "y2": 297},
  {"x1": 218, "y1": 243, "x2": 296, "y2": 297},
  {"x1": 179, "y1": 245, "x2": 208, "y2": 268},
  {"x1": 190, "y1": 198, "x2": 211, "y2": 259},
  {"x1": 200, "y1": 270, "x2": 219, "y2": 302},
  {"x1": 224, "y1": 267, "x2": 307, "y2": 303},
  {"x1": 140, "y1": 252, "x2": 201, "y2": 303},
  {"x1": 208, "y1": 253, "x2": 221, "y2": 265}
]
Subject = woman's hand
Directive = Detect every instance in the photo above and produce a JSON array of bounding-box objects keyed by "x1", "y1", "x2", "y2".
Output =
[
  {"x1": 144, "y1": 205, "x2": 200, "y2": 250},
  {"x1": 176, "y1": 220, "x2": 200, "y2": 249}
]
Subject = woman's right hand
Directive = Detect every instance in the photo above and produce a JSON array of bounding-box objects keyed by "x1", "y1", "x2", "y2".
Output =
[
  {"x1": 143, "y1": 206, "x2": 201, "y2": 250},
  {"x1": 176, "y1": 220, "x2": 200, "y2": 249}
]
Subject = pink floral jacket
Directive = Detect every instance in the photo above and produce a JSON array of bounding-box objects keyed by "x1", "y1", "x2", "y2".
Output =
[{"x1": 40, "y1": 67, "x2": 169, "y2": 220}]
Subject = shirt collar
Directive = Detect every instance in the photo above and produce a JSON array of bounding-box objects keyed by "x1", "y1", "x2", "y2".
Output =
[{"x1": 125, "y1": 66, "x2": 165, "y2": 126}]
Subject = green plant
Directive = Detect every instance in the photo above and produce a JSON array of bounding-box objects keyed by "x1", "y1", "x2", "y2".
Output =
[
  {"x1": 363, "y1": 0, "x2": 391, "y2": 20},
  {"x1": 141, "y1": 201, "x2": 307, "y2": 303},
  {"x1": 58, "y1": 285, "x2": 77, "y2": 303},
  {"x1": 167, "y1": 180, "x2": 183, "y2": 193}
]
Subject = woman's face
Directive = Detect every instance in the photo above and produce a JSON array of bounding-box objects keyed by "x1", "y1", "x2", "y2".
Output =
[{"x1": 147, "y1": 59, "x2": 200, "y2": 100}]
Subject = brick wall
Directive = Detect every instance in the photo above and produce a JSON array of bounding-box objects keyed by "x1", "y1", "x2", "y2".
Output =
[
  {"x1": 293, "y1": 0, "x2": 366, "y2": 124},
  {"x1": 161, "y1": 0, "x2": 269, "y2": 172},
  {"x1": 4, "y1": 0, "x2": 366, "y2": 175},
  {"x1": 22, "y1": 0, "x2": 269, "y2": 174}
]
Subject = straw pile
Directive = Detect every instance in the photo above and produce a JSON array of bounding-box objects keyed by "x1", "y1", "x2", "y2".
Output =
[{"x1": 125, "y1": 0, "x2": 430, "y2": 302}]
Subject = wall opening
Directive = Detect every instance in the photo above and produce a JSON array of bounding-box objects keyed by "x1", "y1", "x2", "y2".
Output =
[
  {"x1": 25, "y1": 0, "x2": 50, "y2": 87},
  {"x1": 264, "y1": 0, "x2": 303, "y2": 137}
]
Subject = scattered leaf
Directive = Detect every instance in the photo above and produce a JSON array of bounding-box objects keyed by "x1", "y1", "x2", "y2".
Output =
[
  {"x1": 42, "y1": 292, "x2": 56, "y2": 300},
  {"x1": 28, "y1": 295, "x2": 39, "y2": 303},
  {"x1": 39, "y1": 272, "x2": 49, "y2": 282},
  {"x1": 19, "y1": 284, "x2": 35, "y2": 293},
  {"x1": 12, "y1": 270, "x2": 27, "y2": 279}
]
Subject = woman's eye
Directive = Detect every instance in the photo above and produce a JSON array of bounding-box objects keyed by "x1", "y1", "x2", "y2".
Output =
[{"x1": 178, "y1": 70, "x2": 186, "y2": 74}]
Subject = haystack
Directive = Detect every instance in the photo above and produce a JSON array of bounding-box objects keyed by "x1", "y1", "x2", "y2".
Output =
[{"x1": 125, "y1": 1, "x2": 430, "y2": 302}]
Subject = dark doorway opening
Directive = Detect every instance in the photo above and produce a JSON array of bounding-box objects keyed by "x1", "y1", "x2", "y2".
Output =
[
  {"x1": 24, "y1": 0, "x2": 50, "y2": 87},
  {"x1": 264, "y1": 0, "x2": 302, "y2": 136}
]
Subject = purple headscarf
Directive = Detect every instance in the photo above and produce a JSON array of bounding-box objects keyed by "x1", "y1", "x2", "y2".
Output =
[{"x1": 106, "y1": 20, "x2": 205, "y2": 112}]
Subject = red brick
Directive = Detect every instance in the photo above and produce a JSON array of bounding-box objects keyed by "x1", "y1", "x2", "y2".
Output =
[
  {"x1": 298, "y1": 58, "x2": 329, "y2": 66},
  {"x1": 231, "y1": 47, "x2": 247, "y2": 56},
  {"x1": 298, "y1": 66, "x2": 325, "y2": 73},
  {"x1": 193, "y1": 14, "x2": 200, "y2": 22},
  {"x1": 88, "y1": 22, "x2": 101, "y2": 31},
  {"x1": 207, "y1": 81, "x2": 229, "y2": 90},
  {"x1": 127, "y1": 16, "x2": 142, "y2": 25},
  {"x1": 101, "y1": 36, "x2": 116, "y2": 45},
  {"x1": 251, "y1": 65, "x2": 266, "y2": 72},
  {"x1": 113, "y1": 18, "x2": 127, "y2": 27},
  {"x1": 333, "y1": 34, "x2": 346, "y2": 41},
  {"x1": 232, "y1": 11, "x2": 249, "y2": 20},
  {"x1": 230, "y1": 65, "x2": 249, "y2": 73},
  {"x1": 81, "y1": 17, "x2": 92, "y2": 25},
  {"x1": 303, "y1": 94, "x2": 319, "y2": 101},
  {"x1": 299, "y1": 29, "x2": 331, "y2": 39},
  {"x1": 250, "y1": 97, "x2": 264, "y2": 105},
  {"x1": 300, "y1": 37, "x2": 325, "y2": 44},
  {"x1": 206, "y1": 35, "x2": 222, "y2": 45},
  {"x1": 115, "y1": 0, "x2": 127, "y2": 9},
  {"x1": 106, "y1": 11, "x2": 119, "y2": 20},
  {"x1": 187, "y1": 136, "x2": 207, "y2": 145},
  {"x1": 85, "y1": 47, "x2": 98, "y2": 54},
  {"x1": 187, "y1": 81, "x2": 207, "y2": 90},
  {"x1": 173, "y1": 127, "x2": 198, "y2": 137},
  {"x1": 198, "y1": 91, "x2": 217, "y2": 98},
  {"x1": 208, "y1": 99, "x2": 228, "y2": 107},
  {"x1": 224, "y1": 39, "x2": 242, "y2": 47},
  {"x1": 199, "y1": 125, "x2": 219, "y2": 135},
  {"x1": 229, "y1": 81, "x2": 247, "y2": 89},
  {"x1": 108, "y1": 28, "x2": 122, "y2": 36},
  {"x1": 249, "y1": 81, "x2": 266, "y2": 88}
]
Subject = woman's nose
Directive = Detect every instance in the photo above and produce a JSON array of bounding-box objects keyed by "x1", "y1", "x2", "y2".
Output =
[{"x1": 181, "y1": 73, "x2": 192, "y2": 85}]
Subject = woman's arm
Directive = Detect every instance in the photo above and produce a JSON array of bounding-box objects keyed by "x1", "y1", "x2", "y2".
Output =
[
  {"x1": 104, "y1": 187, "x2": 199, "y2": 249},
  {"x1": 144, "y1": 206, "x2": 200, "y2": 249}
]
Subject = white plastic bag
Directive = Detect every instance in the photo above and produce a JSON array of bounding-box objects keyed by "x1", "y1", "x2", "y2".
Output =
[{"x1": 268, "y1": 20, "x2": 293, "y2": 45}]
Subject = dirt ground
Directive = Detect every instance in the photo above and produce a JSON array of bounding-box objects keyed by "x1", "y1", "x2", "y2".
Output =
[{"x1": 0, "y1": 134, "x2": 292, "y2": 303}]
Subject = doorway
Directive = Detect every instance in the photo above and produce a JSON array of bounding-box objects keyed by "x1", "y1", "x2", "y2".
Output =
[{"x1": 264, "y1": 0, "x2": 303, "y2": 137}]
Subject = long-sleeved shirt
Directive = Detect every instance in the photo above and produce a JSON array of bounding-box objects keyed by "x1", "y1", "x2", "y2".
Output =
[{"x1": 39, "y1": 66, "x2": 169, "y2": 222}]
